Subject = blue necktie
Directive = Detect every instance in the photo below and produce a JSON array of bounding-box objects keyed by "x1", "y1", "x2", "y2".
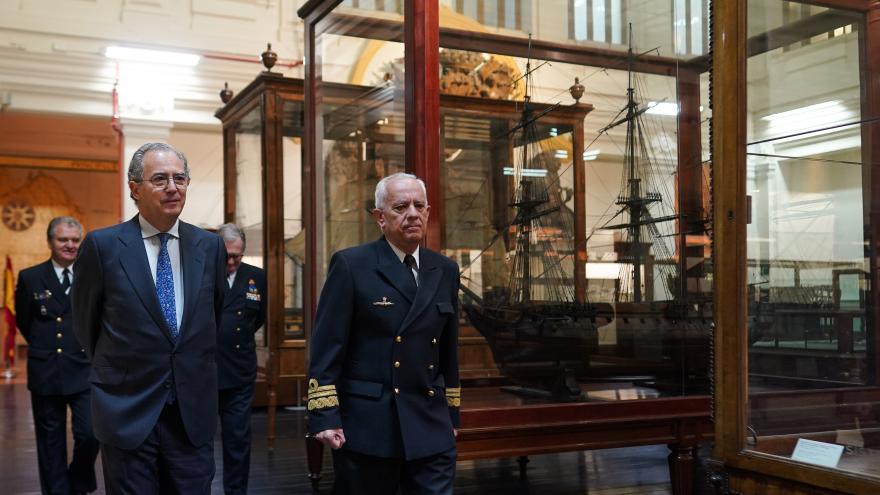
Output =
[{"x1": 156, "y1": 233, "x2": 179, "y2": 342}]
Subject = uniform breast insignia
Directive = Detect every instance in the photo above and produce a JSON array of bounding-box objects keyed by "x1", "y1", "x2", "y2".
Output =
[
  {"x1": 245, "y1": 279, "x2": 261, "y2": 302},
  {"x1": 307, "y1": 378, "x2": 339, "y2": 411},
  {"x1": 372, "y1": 297, "x2": 394, "y2": 307},
  {"x1": 33, "y1": 290, "x2": 52, "y2": 301}
]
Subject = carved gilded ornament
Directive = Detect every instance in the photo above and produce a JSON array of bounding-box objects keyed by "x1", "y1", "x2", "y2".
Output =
[{"x1": 2, "y1": 200, "x2": 35, "y2": 232}]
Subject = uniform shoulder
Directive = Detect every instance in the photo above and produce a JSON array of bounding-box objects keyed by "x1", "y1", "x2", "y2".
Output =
[
  {"x1": 422, "y1": 248, "x2": 459, "y2": 271},
  {"x1": 240, "y1": 263, "x2": 266, "y2": 278},
  {"x1": 333, "y1": 241, "x2": 376, "y2": 263},
  {"x1": 18, "y1": 260, "x2": 51, "y2": 279}
]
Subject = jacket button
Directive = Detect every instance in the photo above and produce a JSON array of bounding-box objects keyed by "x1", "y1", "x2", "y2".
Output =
[
  {"x1": 236, "y1": 327, "x2": 241, "y2": 332},
  {"x1": 56, "y1": 333, "x2": 63, "y2": 339},
  {"x1": 395, "y1": 336, "x2": 402, "y2": 343},
  {"x1": 393, "y1": 361, "x2": 400, "y2": 368},
  {"x1": 56, "y1": 348, "x2": 62, "y2": 353},
  {"x1": 431, "y1": 338, "x2": 438, "y2": 345},
  {"x1": 235, "y1": 344, "x2": 240, "y2": 349},
  {"x1": 427, "y1": 389, "x2": 435, "y2": 397},
  {"x1": 394, "y1": 387, "x2": 400, "y2": 395},
  {"x1": 164, "y1": 380, "x2": 171, "y2": 388},
  {"x1": 237, "y1": 310, "x2": 243, "y2": 316},
  {"x1": 428, "y1": 364, "x2": 434, "y2": 371},
  {"x1": 56, "y1": 316, "x2": 63, "y2": 323}
]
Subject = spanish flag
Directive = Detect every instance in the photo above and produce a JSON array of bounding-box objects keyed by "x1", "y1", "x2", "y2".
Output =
[{"x1": 3, "y1": 256, "x2": 15, "y2": 367}]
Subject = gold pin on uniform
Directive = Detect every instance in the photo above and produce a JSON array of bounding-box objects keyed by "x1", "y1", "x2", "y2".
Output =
[{"x1": 373, "y1": 297, "x2": 394, "y2": 307}]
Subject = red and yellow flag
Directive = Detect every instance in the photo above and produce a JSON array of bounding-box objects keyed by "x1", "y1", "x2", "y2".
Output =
[{"x1": 3, "y1": 256, "x2": 16, "y2": 367}]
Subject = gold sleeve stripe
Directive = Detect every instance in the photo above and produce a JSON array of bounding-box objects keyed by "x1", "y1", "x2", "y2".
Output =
[
  {"x1": 446, "y1": 387, "x2": 461, "y2": 397},
  {"x1": 307, "y1": 386, "x2": 337, "y2": 397},
  {"x1": 446, "y1": 397, "x2": 461, "y2": 407},
  {"x1": 308, "y1": 396, "x2": 339, "y2": 411},
  {"x1": 308, "y1": 390, "x2": 337, "y2": 399}
]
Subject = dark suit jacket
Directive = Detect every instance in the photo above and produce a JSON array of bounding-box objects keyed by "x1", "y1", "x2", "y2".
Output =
[
  {"x1": 217, "y1": 262, "x2": 266, "y2": 390},
  {"x1": 307, "y1": 237, "x2": 461, "y2": 460},
  {"x1": 71, "y1": 215, "x2": 226, "y2": 450},
  {"x1": 14, "y1": 260, "x2": 90, "y2": 396}
]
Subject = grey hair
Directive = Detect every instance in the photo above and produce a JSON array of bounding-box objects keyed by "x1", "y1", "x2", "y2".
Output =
[
  {"x1": 374, "y1": 172, "x2": 427, "y2": 210},
  {"x1": 46, "y1": 216, "x2": 83, "y2": 241},
  {"x1": 128, "y1": 142, "x2": 190, "y2": 200},
  {"x1": 218, "y1": 223, "x2": 246, "y2": 250}
]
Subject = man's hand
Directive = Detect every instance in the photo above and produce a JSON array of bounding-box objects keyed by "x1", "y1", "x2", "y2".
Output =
[{"x1": 314, "y1": 428, "x2": 346, "y2": 449}]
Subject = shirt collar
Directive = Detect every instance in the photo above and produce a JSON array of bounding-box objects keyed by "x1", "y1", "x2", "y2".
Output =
[
  {"x1": 139, "y1": 215, "x2": 180, "y2": 239},
  {"x1": 386, "y1": 240, "x2": 419, "y2": 268},
  {"x1": 51, "y1": 259, "x2": 73, "y2": 277}
]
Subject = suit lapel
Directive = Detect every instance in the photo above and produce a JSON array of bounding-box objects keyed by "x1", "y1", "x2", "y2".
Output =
[
  {"x1": 179, "y1": 222, "x2": 206, "y2": 338},
  {"x1": 117, "y1": 216, "x2": 175, "y2": 343},
  {"x1": 398, "y1": 252, "x2": 441, "y2": 333},
  {"x1": 374, "y1": 239, "x2": 416, "y2": 304}
]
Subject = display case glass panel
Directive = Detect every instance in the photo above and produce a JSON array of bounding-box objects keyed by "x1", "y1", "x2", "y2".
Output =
[
  {"x1": 314, "y1": 14, "x2": 407, "y2": 281},
  {"x1": 744, "y1": 0, "x2": 879, "y2": 479},
  {"x1": 438, "y1": 18, "x2": 712, "y2": 403},
  {"x1": 283, "y1": 98, "x2": 306, "y2": 340}
]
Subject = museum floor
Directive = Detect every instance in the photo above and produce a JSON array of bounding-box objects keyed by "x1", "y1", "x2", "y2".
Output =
[{"x1": 1, "y1": 363, "x2": 715, "y2": 494}]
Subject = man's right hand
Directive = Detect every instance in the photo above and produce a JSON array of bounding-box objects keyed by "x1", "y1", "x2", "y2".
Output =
[{"x1": 314, "y1": 428, "x2": 346, "y2": 449}]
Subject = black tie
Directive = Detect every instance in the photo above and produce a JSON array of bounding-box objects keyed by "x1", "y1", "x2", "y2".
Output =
[
  {"x1": 61, "y1": 268, "x2": 71, "y2": 294},
  {"x1": 403, "y1": 254, "x2": 418, "y2": 287}
]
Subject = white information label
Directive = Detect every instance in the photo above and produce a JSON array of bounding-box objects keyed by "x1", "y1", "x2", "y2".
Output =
[{"x1": 790, "y1": 438, "x2": 844, "y2": 468}]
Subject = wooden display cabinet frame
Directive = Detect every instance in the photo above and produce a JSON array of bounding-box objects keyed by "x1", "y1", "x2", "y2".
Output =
[{"x1": 712, "y1": 0, "x2": 880, "y2": 493}]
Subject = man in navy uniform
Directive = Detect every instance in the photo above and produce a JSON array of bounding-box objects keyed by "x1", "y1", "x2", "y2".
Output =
[
  {"x1": 308, "y1": 172, "x2": 461, "y2": 495},
  {"x1": 72, "y1": 142, "x2": 227, "y2": 494},
  {"x1": 15, "y1": 216, "x2": 99, "y2": 495},
  {"x1": 216, "y1": 222, "x2": 265, "y2": 495}
]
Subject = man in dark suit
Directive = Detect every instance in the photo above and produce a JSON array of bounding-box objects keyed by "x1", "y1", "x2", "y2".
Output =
[
  {"x1": 215, "y1": 222, "x2": 265, "y2": 495},
  {"x1": 72, "y1": 142, "x2": 227, "y2": 494},
  {"x1": 308, "y1": 172, "x2": 461, "y2": 495},
  {"x1": 15, "y1": 216, "x2": 99, "y2": 495}
]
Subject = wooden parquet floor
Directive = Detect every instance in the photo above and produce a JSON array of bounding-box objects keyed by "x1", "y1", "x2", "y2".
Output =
[{"x1": 2, "y1": 367, "x2": 713, "y2": 494}]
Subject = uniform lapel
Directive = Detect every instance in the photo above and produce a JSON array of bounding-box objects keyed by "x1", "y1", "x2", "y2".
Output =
[
  {"x1": 38, "y1": 261, "x2": 69, "y2": 313},
  {"x1": 178, "y1": 221, "x2": 206, "y2": 339},
  {"x1": 224, "y1": 264, "x2": 246, "y2": 308},
  {"x1": 398, "y1": 251, "x2": 441, "y2": 333},
  {"x1": 374, "y1": 238, "x2": 416, "y2": 304},
  {"x1": 117, "y1": 216, "x2": 175, "y2": 344}
]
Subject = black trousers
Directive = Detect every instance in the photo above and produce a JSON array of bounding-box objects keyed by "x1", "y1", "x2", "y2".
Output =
[
  {"x1": 30, "y1": 389, "x2": 100, "y2": 495},
  {"x1": 331, "y1": 446, "x2": 456, "y2": 495},
  {"x1": 100, "y1": 402, "x2": 214, "y2": 495},
  {"x1": 218, "y1": 384, "x2": 255, "y2": 495}
]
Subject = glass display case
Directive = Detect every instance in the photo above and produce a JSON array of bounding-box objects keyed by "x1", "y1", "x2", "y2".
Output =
[
  {"x1": 299, "y1": 1, "x2": 714, "y2": 493},
  {"x1": 215, "y1": 69, "x2": 306, "y2": 449},
  {"x1": 712, "y1": 0, "x2": 880, "y2": 493}
]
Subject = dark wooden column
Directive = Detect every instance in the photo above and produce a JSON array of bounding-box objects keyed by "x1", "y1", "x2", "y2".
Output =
[
  {"x1": 573, "y1": 119, "x2": 587, "y2": 304},
  {"x1": 405, "y1": 0, "x2": 441, "y2": 250},
  {"x1": 676, "y1": 68, "x2": 704, "y2": 301},
  {"x1": 864, "y1": 1, "x2": 880, "y2": 385},
  {"x1": 223, "y1": 127, "x2": 236, "y2": 224},
  {"x1": 711, "y1": 0, "x2": 748, "y2": 463},
  {"x1": 262, "y1": 89, "x2": 285, "y2": 451}
]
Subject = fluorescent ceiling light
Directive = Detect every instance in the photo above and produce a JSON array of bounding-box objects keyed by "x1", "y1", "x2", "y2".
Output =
[
  {"x1": 646, "y1": 101, "x2": 679, "y2": 116},
  {"x1": 760, "y1": 100, "x2": 855, "y2": 144},
  {"x1": 554, "y1": 150, "x2": 569, "y2": 159},
  {"x1": 761, "y1": 100, "x2": 841, "y2": 122},
  {"x1": 586, "y1": 262, "x2": 623, "y2": 279},
  {"x1": 105, "y1": 46, "x2": 200, "y2": 66},
  {"x1": 503, "y1": 167, "x2": 548, "y2": 177},
  {"x1": 583, "y1": 149, "x2": 600, "y2": 161}
]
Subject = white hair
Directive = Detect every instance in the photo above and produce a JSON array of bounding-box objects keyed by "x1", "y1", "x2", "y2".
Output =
[{"x1": 374, "y1": 172, "x2": 427, "y2": 209}]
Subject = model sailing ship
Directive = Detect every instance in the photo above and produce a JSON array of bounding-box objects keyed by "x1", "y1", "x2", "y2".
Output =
[{"x1": 459, "y1": 35, "x2": 712, "y2": 400}]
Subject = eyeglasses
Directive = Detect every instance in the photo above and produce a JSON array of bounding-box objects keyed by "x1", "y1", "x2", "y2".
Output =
[{"x1": 139, "y1": 174, "x2": 189, "y2": 189}]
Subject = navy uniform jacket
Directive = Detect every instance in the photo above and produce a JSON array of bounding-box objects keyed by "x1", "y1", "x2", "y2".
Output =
[
  {"x1": 15, "y1": 260, "x2": 90, "y2": 396},
  {"x1": 307, "y1": 237, "x2": 461, "y2": 461},
  {"x1": 218, "y1": 263, "x2": 266, "y2": 390},
  {"x1": 71, "y1": 216, "x2": 226, "y2": 450}
]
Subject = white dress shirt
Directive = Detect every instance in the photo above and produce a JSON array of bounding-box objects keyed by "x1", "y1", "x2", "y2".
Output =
[
  {"x1": 227, "y1": 271, "x2": 236, "y2": 288},
  {"x1": 387, "y1": 241, "x2": 419, "y2": 283},
  {"x1": 139, "y1": 216, "x2": 184, "y2": 329},
  {"x1": 51, "y1": 260, "x2": 73, "y2": 294}
]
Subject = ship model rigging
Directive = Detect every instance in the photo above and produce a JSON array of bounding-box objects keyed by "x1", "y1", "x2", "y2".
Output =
[{"x1": 458, "y1": 34, "x2": 711, "y2": 400}]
